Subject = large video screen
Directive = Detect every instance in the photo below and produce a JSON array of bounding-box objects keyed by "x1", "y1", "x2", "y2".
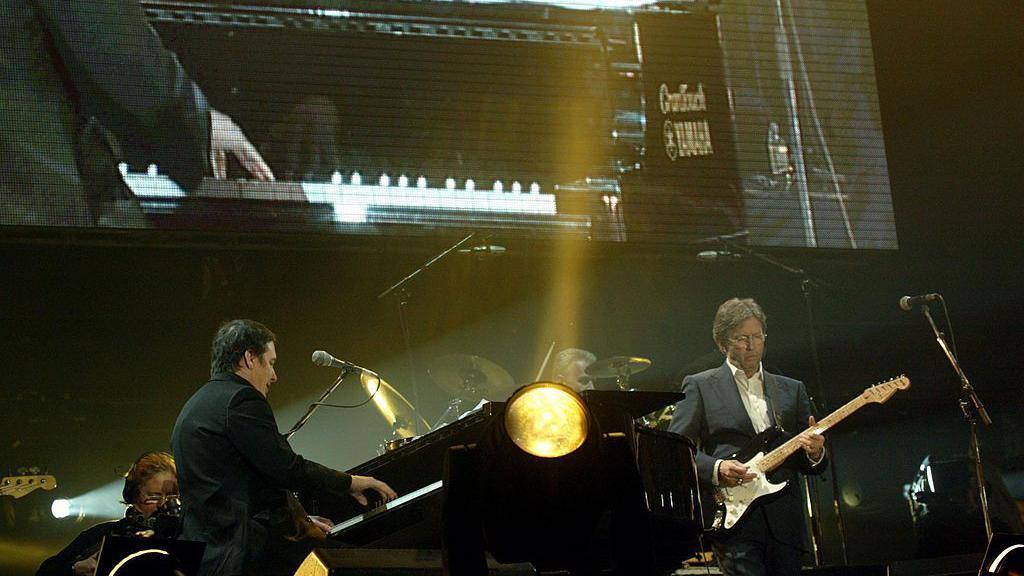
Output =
[{"x1": 0, "y1": 0, "x2": 895, "y2": 248}]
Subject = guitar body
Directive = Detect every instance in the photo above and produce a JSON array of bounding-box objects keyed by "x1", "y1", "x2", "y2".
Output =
[
  {"x1": 706, "y1": 427, "x2": 789, "y2": 533},
  {"x1": 698, "y1": 376, "x2": 911, "y2": 535},
  {"x1": 715, "y1": 451, "x2": 788, "y2": 530}
]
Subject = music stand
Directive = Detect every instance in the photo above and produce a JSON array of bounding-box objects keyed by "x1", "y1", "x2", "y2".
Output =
[{"x1": 95, "y1": 535, "x2": 204, "y2": 576}]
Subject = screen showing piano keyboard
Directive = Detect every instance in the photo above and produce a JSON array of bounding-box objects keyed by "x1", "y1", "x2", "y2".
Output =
[{"x1": 2, "y1": 0, "x2": 896, "y2": 249}]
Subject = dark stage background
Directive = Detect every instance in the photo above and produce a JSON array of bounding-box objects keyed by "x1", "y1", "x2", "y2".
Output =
[{"x1": 1, "y1": 1, "x2": 1021, "y2": 574}]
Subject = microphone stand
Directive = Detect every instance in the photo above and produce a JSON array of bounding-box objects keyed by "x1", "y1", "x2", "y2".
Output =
[
  {"x1": 917, "y1": 303, "x2": 993, "y2": 539},
  {"x1": 378, "y1": 232, "x2": 477, "y2": 436},
  {"x1": 715, "y1": 237, "x2": 848, "y2": 566},
  {"x1": 285, "y1": 367, "x2": 353, "y2": 439},
  {"x1": 281, "y1": 366, "x2": 352, "y2": 522}
]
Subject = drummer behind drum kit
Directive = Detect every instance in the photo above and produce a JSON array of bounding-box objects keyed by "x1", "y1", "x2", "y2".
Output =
[{"x1": 366, "y1": 352, "x2": 672, "y2": 452}]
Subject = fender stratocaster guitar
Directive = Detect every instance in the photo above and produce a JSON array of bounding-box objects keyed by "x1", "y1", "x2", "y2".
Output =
[
  {"x1": 709, "y1": 376, "x2": 910, "y2": 532},
  {"x1": 0, "y1": 474, "x2": 57, "y2": 499}
]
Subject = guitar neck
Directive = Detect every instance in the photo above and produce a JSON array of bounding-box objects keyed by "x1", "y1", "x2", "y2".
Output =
[{"x1": 756, "y1": 394, "x2": 869, "y2": 473}]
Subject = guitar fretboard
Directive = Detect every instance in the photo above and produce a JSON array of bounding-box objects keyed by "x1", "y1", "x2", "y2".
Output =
[{"x1": 755, "y1": 376, "x2": 909, "y2": 473}]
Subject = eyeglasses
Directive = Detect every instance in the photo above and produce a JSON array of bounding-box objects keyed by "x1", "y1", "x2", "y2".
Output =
[
  {"x1": 141, "y1": 494, "x2": 179, "y2": 506},
  {"x1": 728, "y1": 333, "x2": 766, "y2": 346}
]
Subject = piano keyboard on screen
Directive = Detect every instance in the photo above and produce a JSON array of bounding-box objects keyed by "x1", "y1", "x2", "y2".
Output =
[{"x1": 121, "y1": 165, "x2": 564, "y2": 228}]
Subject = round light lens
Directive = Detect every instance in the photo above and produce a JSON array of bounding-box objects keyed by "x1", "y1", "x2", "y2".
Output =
[
  {"x1": 505, "y1": 383, "x2": 588, "y2": 458},
  {"x1": 51, "y1": 499, "x2": 71, "y2": 519}
]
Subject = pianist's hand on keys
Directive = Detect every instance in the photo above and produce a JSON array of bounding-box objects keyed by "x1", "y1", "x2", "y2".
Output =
[
  {"x1": 209, "y1": 108, "x2": 275, "y2": 182},
  {"x1": 349, "y1": 474, "x2": 397, "y2": 507}
]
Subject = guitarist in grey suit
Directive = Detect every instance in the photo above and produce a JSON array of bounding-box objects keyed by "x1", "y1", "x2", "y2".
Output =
[{"x1": 669, "y1": 298, "x2": 826, "y2": 576}]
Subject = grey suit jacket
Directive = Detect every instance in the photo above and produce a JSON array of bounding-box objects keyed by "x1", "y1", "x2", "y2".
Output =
[{"x1": 668, "y1": 362, "x2": 826, "y2": 546}]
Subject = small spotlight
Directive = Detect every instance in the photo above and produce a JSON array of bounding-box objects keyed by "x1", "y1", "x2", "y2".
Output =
[
  {"x1": 51, "y1": 499, "x2": 71, "y2": 519},
  {"x1": 505, "y1": 382, "x2": 588, "y2": 458}
]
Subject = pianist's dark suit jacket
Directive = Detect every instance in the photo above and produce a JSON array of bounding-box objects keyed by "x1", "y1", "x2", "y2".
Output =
[
  {"x1": 1, "y1": 0, "x2": 209, "y2": 227},
  {"x1": 668, "y1": 362, "x2": 827, "y2": 549},
  {"x1": 172, "y1": 373, "x2": 353, "y2": 576}
]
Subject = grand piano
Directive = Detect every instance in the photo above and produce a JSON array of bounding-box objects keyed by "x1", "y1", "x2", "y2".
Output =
[{"x1": 304, "y1": 391, "x2": 703, "y2": 569}]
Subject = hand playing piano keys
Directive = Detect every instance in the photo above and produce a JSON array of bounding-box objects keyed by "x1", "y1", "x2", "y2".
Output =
[
  {"x1": 349, "y1": 474, "x2": 397, "y2": 507},
  {"x1": 209, "y1": 108, "x2": 275, "y2": 182},
  {"x1": 308, "y1": 515, "x2": 334, "y2": 534}
]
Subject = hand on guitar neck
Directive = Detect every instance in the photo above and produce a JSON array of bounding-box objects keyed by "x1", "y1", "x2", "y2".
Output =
[{"x1": 796, "y1": 415, "x2": 826, "y2": 461}]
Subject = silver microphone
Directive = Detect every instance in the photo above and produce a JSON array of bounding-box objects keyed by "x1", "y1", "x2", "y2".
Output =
[
  {"x1": 898, "y1": 293, "x2": 941, "y2": 311},
  {"x1": 311, "y1": 350, "x2": 360, "y2": 371}
]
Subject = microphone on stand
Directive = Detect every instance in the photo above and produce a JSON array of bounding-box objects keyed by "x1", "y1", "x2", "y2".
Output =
[
  {"x1": 898, "y1": 293, "x2": 941, "y2": 311},
  {"x1": 311, "y1": 350, "x2": 362, "y2": 371},
  {"x1": 697, "y1": 250, "x2": 743, "y2": 262}
]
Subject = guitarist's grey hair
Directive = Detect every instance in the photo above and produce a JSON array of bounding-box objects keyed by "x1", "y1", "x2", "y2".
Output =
[{"x1": 713, "y1": 298, "x2": 767, "y2": 351}]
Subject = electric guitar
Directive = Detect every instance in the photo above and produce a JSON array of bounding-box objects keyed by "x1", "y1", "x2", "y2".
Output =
[
  {"x1": 0, "y1": 474, "x2": 57, "y2": 499},
  {"x1": 708, "y1": 375, "x2": 910, "y2": 532}
]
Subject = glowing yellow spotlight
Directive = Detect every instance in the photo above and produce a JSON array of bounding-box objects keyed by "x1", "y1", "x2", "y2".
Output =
[{"x1": 505, "y1": 382, "x2": 588, "y2": 458}]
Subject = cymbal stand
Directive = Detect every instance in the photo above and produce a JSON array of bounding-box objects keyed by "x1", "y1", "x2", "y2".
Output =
[
  {"x1": 378, "y1": 232, "x2": 477, "y2": 436},
  {"x1": 433, "y1": 371, "x2": 486, "y2": 428},
  {"x1": 614, "y1": 368, "x2": 633, "y2": 392}
]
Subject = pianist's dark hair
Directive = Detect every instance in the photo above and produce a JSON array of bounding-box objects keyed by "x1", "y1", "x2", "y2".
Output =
[{"x1": 210, "y1": 319, "x2": 277, "y2": 376}]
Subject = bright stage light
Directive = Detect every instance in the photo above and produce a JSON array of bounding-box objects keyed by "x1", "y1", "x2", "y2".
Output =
[
  {"x1": 51, "y1": 498, "x2": 71, "y2": 519},
  {"x1": 50, "y1": 481, "x2": 126, "y2": 521},
  {"x1": 505, "y1": 382, "x2": 588, "y2": 458}
]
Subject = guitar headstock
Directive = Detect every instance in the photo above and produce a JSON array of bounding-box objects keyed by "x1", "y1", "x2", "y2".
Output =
[
  {"x1": 861, "y1": 375, "x2": 911, "y2": 404},
  {"x1": 0, "y1": 474, "x2": 57, "y2": 499}
]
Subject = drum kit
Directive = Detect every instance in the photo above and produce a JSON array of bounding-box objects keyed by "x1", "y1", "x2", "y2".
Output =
[{"x1": 364, "y1": 351, "x2": 676, "y2": 450}]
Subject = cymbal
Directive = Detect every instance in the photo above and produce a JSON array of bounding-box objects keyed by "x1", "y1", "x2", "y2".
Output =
[
  {"x1": 359, "y1": 371, "x2": 431, "y2": 438},
  {"x1": 427, "y1": 354, "x2": 515, "y2": 400},
  {"x1": 585, "y1": 356, "x2": 652, "y2": 378}
]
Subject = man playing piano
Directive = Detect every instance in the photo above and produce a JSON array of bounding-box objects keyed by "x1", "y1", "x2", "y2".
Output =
[{"x1": 172, "y1": 319, "x2": 396, "y2": 576}]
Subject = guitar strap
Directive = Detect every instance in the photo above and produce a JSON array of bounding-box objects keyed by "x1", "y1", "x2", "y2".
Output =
[{"x1": 763, "y1": 372, "x2": 786, "y2": 434}]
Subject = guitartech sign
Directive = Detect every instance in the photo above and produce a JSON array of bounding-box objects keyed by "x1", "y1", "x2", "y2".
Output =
[
  {"x1": 625, "y1": 11, "x2": 741, "y2": 242},
  {"x1": 659, "y1": 82, "x2": 713, "y2": 161}
]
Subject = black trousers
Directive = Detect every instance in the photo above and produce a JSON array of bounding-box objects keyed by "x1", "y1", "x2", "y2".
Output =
[{"x1": 711, "y1": 507, "x2": 803, "y2": 576}]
